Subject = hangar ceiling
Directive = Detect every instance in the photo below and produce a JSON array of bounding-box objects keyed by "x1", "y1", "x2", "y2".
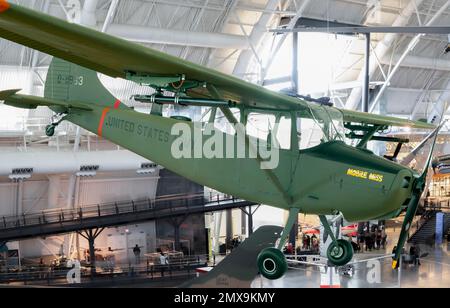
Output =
[{"x1": 0, "y1": 0, "x2": 449, "y2": 132}]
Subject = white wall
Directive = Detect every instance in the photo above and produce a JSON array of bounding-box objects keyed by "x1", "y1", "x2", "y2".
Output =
[
  {"x1": 77, "y1": 176, "x2": 158, "y2": 206},
  {"x1": 0, "y1": 171, "x2": 160, "y2": 259}
]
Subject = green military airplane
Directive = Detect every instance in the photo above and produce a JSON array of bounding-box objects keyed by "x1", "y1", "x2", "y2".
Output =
[{"x1": 0, "y1": 1, "x2": 442, "y2": 279}]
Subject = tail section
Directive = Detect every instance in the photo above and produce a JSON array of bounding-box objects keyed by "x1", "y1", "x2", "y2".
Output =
[{"x1": 44, "y1": 58, "x2": 129, "y2": 110}]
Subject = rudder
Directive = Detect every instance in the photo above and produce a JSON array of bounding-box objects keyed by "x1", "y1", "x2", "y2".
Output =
[{"x1": 44, "y1": 58, "x2": 128, "y2": 110}]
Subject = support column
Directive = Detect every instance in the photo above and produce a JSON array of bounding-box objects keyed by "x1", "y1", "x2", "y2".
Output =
[
  {"x1": 292, "y1": 32, "x2": 299, "y2": 95},
  {"x1": 88, "y1": 231, "x2": 95, "y2": 274},
  {"x1": 15, "y1": 179, "x2": 24, "y2": 271},
  {"x1": 289, "y1": 218, "x2": 298, "y2": 250},
  {"x1": 74, "y1": 176, "x2": 81, "y2": 260},
  {"x1": 436, "y1": 212, "x2": 445, "y2": 245},
  {"x1": 363, "y1": 33, "x2": 371, "y2": 113},
  {"x1": 226, "y1": 209, "x2": 233, "y2": 250},
  {"x1": 241, "y1": 210, "x2": 247, "y2": 235},
  {"x1": 48, "y1": 175, "x2": 61, "y2": 210},
  {"x1": 241, "y1": 205, "x2": 260, "y2": 237},
  {"x1": 170, "y1": 216, "x2": 187, "y2": 253},
  {"x1": 174, "y1": 224, "x2": 181, "y2": 252},
  {"x1": 248, "y1": 207, "x2": 254, "y2": 236},
  {"x1": 9, "y1": 170, "x2": 31, "y2": 271},
  {"x1": 213, "y1": 212, "x2": 223, "y2": 255},
  {"x1": 78, "y1": 228, "x2": 104, "y2": 276},
  {"x1": 16, "y1": 179, "x2": 24, "y2": 218}
]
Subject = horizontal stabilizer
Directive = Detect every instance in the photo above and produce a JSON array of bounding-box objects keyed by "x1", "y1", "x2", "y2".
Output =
[
  {"x1": 0, "y1": 89, "x2": 20, "y2": 100},
  {"x1": 0, "y1": 89, "x2": 93, "y2": 111}
]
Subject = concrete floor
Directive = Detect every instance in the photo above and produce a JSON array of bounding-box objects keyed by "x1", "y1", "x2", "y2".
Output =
[{"x1": 253, "y1": 243, "x2": 450, "y2": 288}]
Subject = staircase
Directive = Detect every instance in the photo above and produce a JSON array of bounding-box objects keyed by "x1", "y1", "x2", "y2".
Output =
[
  {"x1": 409, "y1": 212, "x2": 450, "y2": 245},
  {"x1": 408, "y1": 211, "x2": 438, "y2": 245}
]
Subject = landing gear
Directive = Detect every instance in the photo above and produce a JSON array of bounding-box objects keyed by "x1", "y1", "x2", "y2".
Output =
[
  {"x1": 45, "y1": 113, "x2": 67, "y2": 137},
  {"x1": 257, "y1": 248, "x2": 288, "y2": 280},
  {"x1": 327, "y1": 239, "x2": 354, "y2": 266},
  {"x1": 257, "y1": 208, "x2": 298, "y2": 280},
  {"x1": 45, "y1": 124, "x2": 56, "y2": 137},
  {"x1": 319, "y1": 215, "x2": 354, "y2": 267}
]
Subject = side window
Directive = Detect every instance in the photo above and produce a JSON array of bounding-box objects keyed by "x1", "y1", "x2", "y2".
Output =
[
  {"x1": 275, "y1": 115, "x2": 292, "y2": 150},
  {"x1": 297, "y1": 117, "x2": 326, "y2": 150},
  {"x1": 213, "y1": 108, "x2": 241, "y2": 135},
  {"x1": 246, "y1": 113, "x2": 292, "y2": 150},
  {"x1": 247, "y1": 113, "x2": 276, "y2": 142}
]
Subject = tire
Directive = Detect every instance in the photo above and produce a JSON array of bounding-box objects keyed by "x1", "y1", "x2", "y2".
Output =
[
  {"x1": 46, "y1": 125, "x2": 55, "y2": 137},
  {"x1": 327, "y1": 239, "x2": 354, "y2": 267},
  {"x1": 257, "y1": 248, "x2": 288, "y2": 280}
]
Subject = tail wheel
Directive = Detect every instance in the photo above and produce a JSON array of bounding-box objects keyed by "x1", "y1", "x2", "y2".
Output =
[
  {"x1": 257, "y1": 248, "x2": 288, "y2": 280},
  {"x1": 45, "y1": 125, "x2": 56, "y2": 137},
  {"x1": 327, "y1": 239, "x2": 354, "y2": 267}
]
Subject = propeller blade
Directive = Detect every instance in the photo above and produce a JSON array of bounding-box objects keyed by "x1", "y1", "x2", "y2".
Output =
[
  {"x1": 392, "y1": 192, "x2": 421, "y2": 269},
  {"x1": 401, "y1": 121, "x2": 446, "y2": 167},
  {"x1": 392, "y1": 121, "x2": 445, "y2": 269},
  {"x1": 419, "y1": 121, "x2": 446, "y2": 180}
]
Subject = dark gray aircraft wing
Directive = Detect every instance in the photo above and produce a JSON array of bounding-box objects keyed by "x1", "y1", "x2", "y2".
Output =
[{"x1": 182, "y1": 226, "x2": 283, "y2": 288}]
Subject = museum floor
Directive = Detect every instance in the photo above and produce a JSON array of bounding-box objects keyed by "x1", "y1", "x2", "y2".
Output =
[{"x1": 254, "y1": 242, "x2": 450, "y2": 288}]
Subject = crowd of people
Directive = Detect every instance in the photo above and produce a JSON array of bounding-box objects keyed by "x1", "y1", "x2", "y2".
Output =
[
  {"x1": 353, "y1": 226, "x2": 388, "y2": 253},
  {"x1": 292, "y1": 225, "x2": 389, "y2": 255},
  {"x1": 301, "y1": 234, "x2": 320, "y2": 252}
]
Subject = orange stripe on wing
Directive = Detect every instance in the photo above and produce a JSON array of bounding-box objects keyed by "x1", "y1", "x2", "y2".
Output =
[
  {"x1": 0, "y1": 0, "x2": 10, "y2": 13},
  {"x1": 98, "y1": 107, "x2": 111, "y2": 137}
]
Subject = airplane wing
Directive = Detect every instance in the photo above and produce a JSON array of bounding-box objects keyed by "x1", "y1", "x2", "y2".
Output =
[
  {"x1": 0, "y1": 1, "x2": 435, "y2": 130},
  {"x1": 341, "y1": 109, "x2": 434, "y2": 129},
  {"x1": 0, "y1": 89, "x2": 93, "y2": 111}
]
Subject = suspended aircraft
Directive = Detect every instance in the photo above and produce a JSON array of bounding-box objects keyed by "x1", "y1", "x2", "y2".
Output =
[{"x1": 0, "y1": 1, "x2": 444, "y2": 280}]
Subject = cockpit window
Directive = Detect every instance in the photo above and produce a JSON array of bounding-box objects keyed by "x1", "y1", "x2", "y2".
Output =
[
  {"x1": 297, "y1": 106, "x2": 345, "y2": 150},
  {"x1": 247, "y1": 112, "x2": 292, "y2": 150}
]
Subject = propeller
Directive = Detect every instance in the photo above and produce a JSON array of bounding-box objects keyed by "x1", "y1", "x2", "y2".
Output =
[{"x1": 392, "y1": 121, "x2": 446, "y2": 269}]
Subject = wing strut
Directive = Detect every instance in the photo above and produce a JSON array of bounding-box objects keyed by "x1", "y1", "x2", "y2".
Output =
[{"x1": 207, "y1": 85, "x2": 293, "y2": 205}]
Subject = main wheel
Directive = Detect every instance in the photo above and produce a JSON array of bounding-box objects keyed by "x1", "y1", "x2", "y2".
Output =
[
  {"x1": 257, "y1": 248, "x2": 288, "y2": 280},
  {"x1": 45, "y1": 125, "x2": 56, "y2": 137},
  {"x1": 327, "y1": 239, "x2": 354, "y2": 267}
]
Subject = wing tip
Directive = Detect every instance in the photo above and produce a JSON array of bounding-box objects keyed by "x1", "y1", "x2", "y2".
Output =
[{"x1": 0, "y1": 0, "x2": 10, "y2": 13}]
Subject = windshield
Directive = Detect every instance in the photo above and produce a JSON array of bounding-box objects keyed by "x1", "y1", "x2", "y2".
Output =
[{"x1": 298, "y1": 105, "x2": 345, "y2": 150}]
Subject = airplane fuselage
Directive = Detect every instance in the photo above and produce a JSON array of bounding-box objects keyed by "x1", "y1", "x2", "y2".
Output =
[{"x1": 66, "y1": 105, "x2": 416, "y2": 222}]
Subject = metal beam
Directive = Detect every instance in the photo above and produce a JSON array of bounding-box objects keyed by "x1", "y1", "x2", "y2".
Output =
[
  {"x1": 370, "y1": 1, "x2": 450, "y2": 113},
  {"x1": 380, "y1": 54, "x2": 450, "y2": 72},
  {"x1": 426, "y1": 81, "x2": 450, "y2": 125},
  {"x1": 292, "y1": 32, "x2": 299, "y2": 94},
  {"x1": 272, "y1": 26, "x2": 450, "y2": 34},
  {"x1": 363, "y1": 33, "x2": 370, "y2": 113},
  {"x1": 80, "y1": 0, "x2": 99, "y2": 27},
  {"x1": 233, "y1": 0, "x2": 279, "y2": 77},
  {"x1": 345, "y1": 0, "x2": 426, "y2": 110},
  {"x1": 101, "y1": 0, "x2": 119, "y2": 33},
  {"x1": 105, "y1": 24, "x2": 250, "y2": 49},
  {"x1": 261, "y1": 0, "x2": 312, "y2": 83}
]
